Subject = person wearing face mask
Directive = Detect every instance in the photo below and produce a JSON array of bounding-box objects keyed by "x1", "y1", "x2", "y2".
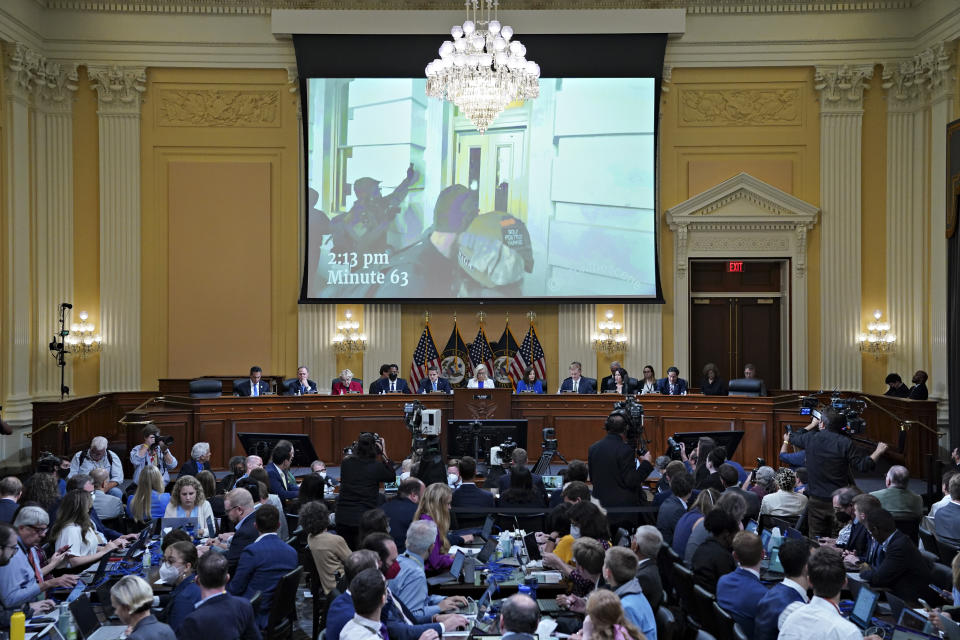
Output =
[
  {"x1": 164, "y1": 476, "x2": 215, "y2": 539},
  {"x1": 543, "y1": 501, "x2": 610, "y2": 570},
  {"x1": 157, "y1": 541, "x2": 200, "y2": 633},
  {"x1": 370, "y1": 364, "x2": 410, "y2": 394},
  {"x1": 446, "y1": 461, "x2": 462, "y2": 490},
  {"x1": 110, "y1": 575, "x2": 177, "y2": 640}
]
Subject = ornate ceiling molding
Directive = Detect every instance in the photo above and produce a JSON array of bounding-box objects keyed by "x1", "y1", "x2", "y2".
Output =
[
  {"x1": 4, "y1": 42, "x2": 78, "y2": 107},
  {"x1": 814, "y1": 64, "x2": 874, "y2": 112},
  {"x1": 882, "y1": 40, "x2": 956, "y2": 109},
  {"x1": 37, "y1": 0, "x2": 916, "y2": 15}
]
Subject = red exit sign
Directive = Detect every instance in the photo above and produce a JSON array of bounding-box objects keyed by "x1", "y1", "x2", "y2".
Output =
[{"x1": 727, "y1": 261, "x2": 744, "y2": 273}]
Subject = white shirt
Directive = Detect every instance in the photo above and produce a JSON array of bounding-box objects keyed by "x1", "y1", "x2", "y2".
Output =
[
  {"x1": 930, "y1": 494, "x2": 951, "y2": 517},
  {"x1": 779, "y1": 596, "x2": 861, "y2": 640},
  {"x1": 760, "y1": 490, "x2": 809, "y2": 517},
  {"x1": 340, "y1": 614, "x2": 384, "y2": 640},
  {"x1": 56, "y1": 523, "x2": 106, "y2": 560}
]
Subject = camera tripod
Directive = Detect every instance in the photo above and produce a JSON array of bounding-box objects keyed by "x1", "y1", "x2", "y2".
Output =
[{"x1": 532, "y1": 444, "x2": 568, "y2": 476}]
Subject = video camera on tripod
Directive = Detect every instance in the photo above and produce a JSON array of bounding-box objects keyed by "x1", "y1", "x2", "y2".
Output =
[
  {"x1": 611, "y1": 396, "x2": 648, "y2": 455},
  {"x1": 800, "y1": 392, "x2": 867, "y2": 435},
  {"x1": 404, "y1": 400, "x2": 442, "y2": 455}
]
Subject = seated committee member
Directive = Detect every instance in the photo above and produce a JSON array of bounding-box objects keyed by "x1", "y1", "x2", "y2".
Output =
[
  {"x1": 467, "y1": 364, "x2": 494, "y2": 389},
  {"x1": 742, "y1": 363, "x2": 768, "y2": 396},
  {"x1": 605, "y1": 367, "x2": 638, "y2": 395},
  {"x1": 369, "y1": 364, "x2": 390, "y2": 394},
  {"x1": 68, "y1": 436, "x2": 124, "y2": 498},
  {"x1": 558, "y1": 361, "x2": 596, "y2": 394},
  {"x1": 700, "y1": 363, "x2": 728, "y2": 396},
  {"x1": 418, "y1": 365, "x2": 453, "y2": 394},
  {"x1": 371, "y1": 363, "x2": 410, "y2": 394},
  {"x1": 515, "y1": 366, "x2": 544, "y2": 393},
  {"x1": 178, "y1": 552, "x2": 261, "y2": 640},
  {"x1": 235, "y1": 366, "x2": 270, "y2": 397},
  {"x1": 655, "y1": 367, "x2": 688, "y2": 395},
  {"x1": 639, "y1": 365, "x2": 658, "y2": 394},
  {"x1": 599, "y1": 361, "x2": 621, "y2": 394},
  {"x1": 333, "y1": 368, "x2": 364, "y2": 395},
  {"x1": 288, "y1": 366, "x2": 318, "y2": 395}
]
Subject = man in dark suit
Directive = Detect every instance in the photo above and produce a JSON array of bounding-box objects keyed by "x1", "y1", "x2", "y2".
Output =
[
  {"x1": 227, "y1": 505, "x2": 298, "y2": 627},
  {"x1": 417, "y1": 365, "x2": 453, "y2": 394},
  {"x1": 382, "y1": 478, "x2": 424, "y2": 552},
  {"x1": 558, "y1": 361, "x2": 596, "y2": 394},
  {"x1": 884, "y1": 372, "x2": 911, "y2": 398},
  {"x1": 717, "y1": 531, "x2": 769, "y2": 638},
  {"x1": 655, "y1": 367, "x2": 688, "y2": 395},
  {"x1": 633, "y1": 525, "x2": 665, "y2": 611},
  {"x1": 179, "y1": 442, "x2": 211, "y2": 479},
  {"x1": 496, "y1": 448, "x2": 547, "y2": 504},
  {"x1": 179, "y1": 551, "x2": 261, "y2": 640},
  {"x1": 371, "y1": 364, "x2": 410, "y2": 394},
  {"x1": 452, "y1": 457, "x2": 495, "y2": 528},
  {"x1": 288, "y1": 366, "x2": 318, "y2": 395},
  {"x1": 860, "y1": 507, "x2": 932, "y2": 603},
  {"x1": 215, "y1": 487, "x2": 259, "y2": 574},
  {"x1": 719, "y1": 463, "x2": 760, "y2": 523},
  {"x1": 0, "y1": 477, "x2": 21, "y2": 524},
  {"x1": 369, "y1": 364, "x2": 390, "y2": 394},
  {"x1": 266, "y1": 442, "x2": 299, "y2": 502},
  {"x1": 235, "y1": 366, "x2": 270, "y2": 397},
  {"x1": 656, "y1": 472, "x2": 693, "y2": 546},
  {"x1": 754, "y1": 538, "x2": 810, "y2": 640},
  {"x1": 498, "y1": 594, "x2": 540, "y2": 640},
  {"x1": 587, "y1": 412, "x2": 654, "y2": 523}
]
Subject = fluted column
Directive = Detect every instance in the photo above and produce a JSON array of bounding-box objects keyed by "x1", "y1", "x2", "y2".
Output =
[
  {"x1": 362, "y1": 304, "x2": 402, "y2": 389},
  {"x1": 623, "y1": 304, "x2": 662, "y2": 380},
  {"x1": 298, "y1": 305, "x2": 338, "y2": 394},
  {"x1": 89, "y1": 66, "x2": 145, "y2": 392},
  {"x1": 815, "y1": 65, "x2": 872, "y2": 391},
  {"x1": 926, "y1": 42, "x2": 955, "y2": 420},
  {"x1": 2, "y1": 44, "x2": 38, "y2": 423},
  {"x1": 558, "y1": 304, "x2": 596, "y2": 387},
  {"x1": 33, "y1": 61, "x2": 79, "y2": 399},
  {"x1": 883, "y1": 58, "x2": 929, "y2": 382}
]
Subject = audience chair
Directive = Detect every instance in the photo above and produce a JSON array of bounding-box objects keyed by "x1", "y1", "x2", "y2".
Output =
[
  {"x1": 894, "y1": 517, "x2": 921, "y2": 544},
  {"x1": 936, "y1": 538, "x2": 960, "y2": 566},
  {"x1": 932, "y1": 562, "x2": 953, "y2": 592},
  {"x1": 711, "y1": 601, "x2": 736, "y2": 640},
  {"x1": 919, "y1": 528, "x2": 939, "y2": 556},
  {"x1": 671, "y1": 562, "x2": 696, "y2": 613},
  {"x1": 691, "y1": 585, "x2": 717, "y2": 636},
  {"x1": 249, "y1": 591, "x2": 262, "y2": 612},
  {"x1": 265, "y1": 565, "x2": 303, "y2": 640},
  {"x1": 188, "y1": 378, "x2": 223, "y2": 398},
  {"x1": 303, "y1": 548, "x2": 326, "y2": 640},
  {"x1": 731, "y1": 625, "x2": 748, "y2": 640},
  {"x1": 232, "y1": 379, "x2": 248, "y2": 395},
  {"x1": 657, "y1": 543, "x2": 683, "y2": 604},
  {"x1": 654, "y1": 605, "x2": 676, "y2": 640}
]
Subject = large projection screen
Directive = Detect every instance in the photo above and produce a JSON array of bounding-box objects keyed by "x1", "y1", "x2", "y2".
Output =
[{"x1": 295, "y1": 34, "x2": 666, "y2": 302}]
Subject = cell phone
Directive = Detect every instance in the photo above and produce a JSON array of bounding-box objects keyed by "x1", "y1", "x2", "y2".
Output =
[
  {"x1": 57, "y1": 544, "x2": 71, "y2": 554},
  {"x1": 918, "y1": 597, "x2": 932, "y2": 612}
]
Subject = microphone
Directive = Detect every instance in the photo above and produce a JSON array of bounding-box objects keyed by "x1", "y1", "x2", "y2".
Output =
[{"x1": 60, "y1": 302, "x2": 73, "y2": 309}]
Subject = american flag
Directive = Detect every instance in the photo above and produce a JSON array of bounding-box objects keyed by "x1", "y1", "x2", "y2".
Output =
[
  {"x1": 468, "y1": 326, "x2": 496, "y2": 380},
  {"x1": 408, "y1": 324, "x2": 441, "y2": 391},
  {"x1": 510, "y1": 324, "x2": 547, "y2": 383}
]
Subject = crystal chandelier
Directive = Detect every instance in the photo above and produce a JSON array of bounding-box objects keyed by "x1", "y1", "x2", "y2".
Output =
[
  {"x1": 65, "y1": 311, "x2": 103, "y2": 358},
  {"x1": 856, "y1": 309, "x2": 896, "y2": 358},
  {"x1": 592, "y1": 310, "x2": 628, "y2": 354},
  {"x1": 425, "y1": 0, "x2": 540, "y2": 134},
  {"x1": 332, "y1": 310, "x2": 367, "y2": 354}
]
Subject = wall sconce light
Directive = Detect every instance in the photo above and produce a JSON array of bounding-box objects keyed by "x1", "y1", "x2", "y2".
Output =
[
  {"x1": 856, "y1": 309, "x2": 896, "y2": 358},
  {"x1": 592, "y1": 309, "x2": 627, "y2": 354},
  {"x1": 333, "y1": 309, "x2": 367, "y2": 353},
  {"x1": 65, "y1": 311, "x2": 102, "y2": 358}
]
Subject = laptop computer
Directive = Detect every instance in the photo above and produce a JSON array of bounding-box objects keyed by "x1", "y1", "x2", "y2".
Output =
[
  {"x1": 474, "y1": 538, "x2": 498, "y2": 564},
  {"x1": 427, "y1": 551, "x2": 466, "y2": 586},
  {"x1": 847, "y1": 585, "x2": 880, "y2": 630},
  {"x1": 160, "y1": 517, "x2": 199, "y2": 535},
  {"x1": 761, "y1": 529, "x2": 772, "y2": 552},
  {"x1": 95, "y1": 578, "x2": 120, "y2": 621},
  {"x1": 69, "y1": 593, "x2": 127, "y2": 640},
  {"x1": 899, "y1": 607, "x2": 932, "y2": 632},
  {"x1": 542, "y1": 476, "x2": 563, "y2": 492},
  {"x1": 522, "y1": 532, "x2": 541, "y2": 561},
  {"x1": 891, "y1": 628, "x2": 942, "y2": 640}
]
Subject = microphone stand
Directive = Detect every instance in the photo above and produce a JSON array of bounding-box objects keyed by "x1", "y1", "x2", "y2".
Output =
[{"x1": 49, "y1": 303, "x2": 71, "y2": 400}]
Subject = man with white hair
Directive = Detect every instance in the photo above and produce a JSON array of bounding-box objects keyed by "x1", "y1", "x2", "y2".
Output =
[
  {"x1": 389, "y1": 520, "x2": 468, "y2": 620},
  {"x1": 68, "y1": 436, "x2": 123, "y2": 497},
  {"x1": 633, "y1": 525, "x2": 664, "y2": 610},
  {"x1": 180, "y1": 442, "x2": 212, "y2": 478},
  {"x1": 870, "y1": 465, "x2": 923, "y2": 519}
]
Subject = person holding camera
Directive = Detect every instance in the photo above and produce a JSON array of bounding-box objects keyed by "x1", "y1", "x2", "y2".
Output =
[
  {"x1": 587, "y1": 412, "x2": 654, "y2": 530},
  {"x1": 786, "y1": 408, "x2": 888, "y2": 538},
  {"x1": 338, "y1": 433, "x2": 396, "y2": 549},
  {"x1": 130, "y1": 424, "x2": 178, "y2": 486}
]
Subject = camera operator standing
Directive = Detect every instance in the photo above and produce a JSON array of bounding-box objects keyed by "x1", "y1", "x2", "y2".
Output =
[
  {"x1": 588, "y1": 412, "x2": 654, "y2": 531},
  {"x1": 786, "y1": 408, "x2": 888, "y2": 538},
  {"x1": 130, "y1": 424, "x2": 178, "y2": 485},
  {"x1": 337, "y1": 433, "x2": 396, "y2": 549}
]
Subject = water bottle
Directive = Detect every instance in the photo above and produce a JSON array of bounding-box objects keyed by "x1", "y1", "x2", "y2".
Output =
[
  {"x1": 142, "y1": 548, "x2": 151, "y2": 570},
  {"x1": 57, "y1": 603, "x2": 71, "y2": 637},
  {"x1": 10, "y1": 611, "x2": 24, "y2": 640},
  {"x1": 513, "y1": 538, "x2": 523, "y2": 563},
  {"x1": 66, "y1": 618, "x2": 77, "y2": 640},
  {"x1": 768, "y1": 527, "x2": 784, "y2": 573}
]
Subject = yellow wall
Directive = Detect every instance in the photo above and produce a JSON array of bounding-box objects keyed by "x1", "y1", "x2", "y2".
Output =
[
  {"x1": 140, "y1": 68, "x2": 300, "y2": 386},
  {"x1": 658, "y1": 67, "x2": 821, "y2": 384}
]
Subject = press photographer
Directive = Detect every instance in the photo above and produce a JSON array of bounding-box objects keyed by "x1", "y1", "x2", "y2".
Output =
[
  {"x1": 587, "y1": 398, "x2": 654, "y2": 529},
  {"x1": 130, "y1": 424, "x2": 178, "y2": 486},
  {"x1": 786, "y1": 406, "x2": 888, "y2": 538},
  {"x1": 337, "y1": 432, "x2": 396, "y2": 549}
]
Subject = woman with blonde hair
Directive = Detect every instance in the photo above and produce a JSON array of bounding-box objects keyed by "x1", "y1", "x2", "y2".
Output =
[
  {"x1": 50, "y1": 490, "x2": 123, "y2": 568},
  {"x1": 127, "y1": 465, "x2": 170, "y2": 523},
  {"x1": 573, "y1": 589, "x2": 646, "y2": 640},
  {"x1": 110, "y1": 575, "x2": 177, "y2": 639},
  {"x1": 467, "y1": 364, "x2": 492, "y2": 389},
  {"x1": 414, "y1": 482, "x2": 473, "y2": 574},
  {"x1": 164, "y1": 475, "x2": 215, "y2": 538}
]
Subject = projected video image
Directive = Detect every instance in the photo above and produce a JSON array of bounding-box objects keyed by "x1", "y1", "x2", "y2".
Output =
[{"x1": 304, "y1": 77, "x2": 656, "y2": 300}]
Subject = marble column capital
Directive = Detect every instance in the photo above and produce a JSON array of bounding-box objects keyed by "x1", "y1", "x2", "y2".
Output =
[
  {"x1": 814, "y1": 64, "x2": 874, "y2": 113},
  {"x1": 88, "y1": 65, "x2": 146, "y2": 114}
]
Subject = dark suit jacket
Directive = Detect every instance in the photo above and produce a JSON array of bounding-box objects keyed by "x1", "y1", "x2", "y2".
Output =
[
  {"x1": 635, "y1": 558, "x2": 663, "y2": 611},
  {"x1": 418, "y1": 377, "x2": 453, "y2": 394},
  {"x1": 127, "y1": 615, "x2": 176, "y2": 640},
  {"x1": 158, "y1": 573, "x2": 201, "y2": 633},
  {"x1": 909, "y1": 382, "x2": 928, "y2": 400},
  {"x1": 0, "y1": 499, "x2": 18, "y2": 523},
  {"x1": 861, "y1": 530, "x2": 933, "y2": 603},
  {"x1": 452, "y1": 483, "x2": 496, "y2": 528},
  {"x1": 497, "y1": 472, "x2": 547, "y2": 504},
  {"x1": 266, "y1": 463, "x2": 299, "y2": 501},
  {"x1": 178, "y1": 592, "x2": 261, "y2": 640},
  {"x1": 655, "y1": 377, "x2": 688, "y2": 395},
  {"x1": 178, "y1": 459, "x2": 207, "y2": 479},
  {"x1": 228, "y1": 533, "x2": 299, "y2": 626},
  {"x1": 691, "y1": 536, "x2": 736, "y2": 593},
  {"x1": 371, "y1": 377, "x2": 411, "y2": 394},
  {"x1": 326, "y1": 590, "x2": 440, "y2": 640},
  {"x1": 697, "y1": 472, "x2": 724, "y2": 494},
  {"x1": 843, "y1": 520, "x2": 872, "y2": 560},
  {"x1": 559, "y1": 376, "x2": 596, "y2": 394},
  {"x1": 656, "y1": 495, "x2": 687, "y2": 545},
  {"x1": 601, "y1": 377, "x2": 640, "y2": 394},
  {"x1": 588, "y1": 433, "x2": 654, "y2": 509},
  {"x1": 235, "y1": 379, "x2": 270, "y2": 397},
  {"x1": 754, "y1": 582, "x2": 806, "y2": 640},
  {"x1": 382, "y1": 496, "x2": 419, "y2": 552},
  {"x1": 287, "y1": 379, "x2": 318, "y2": 395},
  {"x1": 369, "y1": 378, "x2": 387, "y2": 394},
  {"x1": 225, "y1": 513, "x2": 259, "y2": 574},
  {"x1": 717, "y1": 567, "x2": 769, "y2": 639},
  {"x1": 724, "y1": 486, "x2": 761, "y2": 523}
]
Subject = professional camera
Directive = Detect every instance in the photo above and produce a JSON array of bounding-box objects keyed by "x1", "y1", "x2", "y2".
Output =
[
  {"x1": 494, "y1": 437, "x2": 518, "y2": 465},
  {"x1": 611, "y1": 396, "x2": 647, "y2": 455},
  {"x1": 666, "y1": 437, "x2": 683, "y2": 461},
  {"x1": 153, "y1": 434, "x2": 174, "y2": 447},
  {"x1": 804, "y1": 392, "x2": 867, "y2": 435},
  {"x1": 343, "y1": 431, "x2": 382, "y2": 457},
  {"x1": 36, "y1": 451, "x2": 61, "y2": 474},
  {"x1": 542, "y1": 427, "x2": 558, "y2": 452}
]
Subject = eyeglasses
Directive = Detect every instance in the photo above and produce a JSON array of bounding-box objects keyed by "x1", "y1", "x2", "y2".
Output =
[
  {"x1": 1, "y1": 544, "x2": 19, "y2": 551},
  {"x1": 27, "y1": 525, "x2": 47, "y2": 534}
]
